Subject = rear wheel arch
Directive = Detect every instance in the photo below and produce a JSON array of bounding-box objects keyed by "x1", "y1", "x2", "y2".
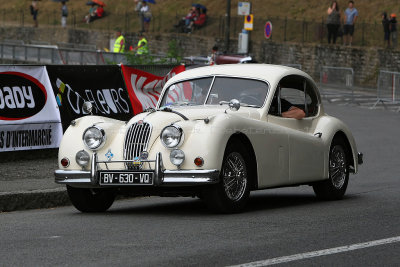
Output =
[{"x1": 225, "y1": 132, "x2": 258, "y2": 190}]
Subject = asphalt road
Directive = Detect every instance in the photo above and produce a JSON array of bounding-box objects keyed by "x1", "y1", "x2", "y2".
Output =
[{"x1": 1, "y1": 101, "x2": 399, "y2": 266}]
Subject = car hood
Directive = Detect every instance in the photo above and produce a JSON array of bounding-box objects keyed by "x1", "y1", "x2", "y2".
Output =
[{"x1": 130, "y1": 105, "x2": 261, "y2": 127}]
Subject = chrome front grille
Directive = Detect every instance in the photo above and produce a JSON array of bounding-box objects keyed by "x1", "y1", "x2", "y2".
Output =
[{"x1": 123, "y1": 122, "x2": 152, "y2": 169}]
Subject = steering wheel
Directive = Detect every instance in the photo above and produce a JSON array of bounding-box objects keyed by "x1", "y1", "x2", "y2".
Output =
[{"x1": 239, "y1": 94, "x2": 260, "y2": 106}]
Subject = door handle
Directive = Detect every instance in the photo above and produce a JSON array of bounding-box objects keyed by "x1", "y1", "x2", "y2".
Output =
[{"x1": 314, "y1": 132, "x2": 322, "y2": 138}]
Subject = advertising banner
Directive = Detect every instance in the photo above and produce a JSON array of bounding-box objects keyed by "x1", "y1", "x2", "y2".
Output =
[
  {"x1": 0, "y1": 66, "x2": 63, "y2": 152},
  {"x1": 121, "y1": 65, "x2": 186, "y2": 114},
  {"x1": 46, "y1": 65, "x2": 133, "y2": 131}
]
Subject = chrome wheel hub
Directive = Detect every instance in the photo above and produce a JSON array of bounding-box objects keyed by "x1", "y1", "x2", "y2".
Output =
[
  {"x1": 329, "y1": 145, "x2": 347, "y2": 189},
  {"x1": 222, "y1": 152, "x2": 247, "y2": 201}
]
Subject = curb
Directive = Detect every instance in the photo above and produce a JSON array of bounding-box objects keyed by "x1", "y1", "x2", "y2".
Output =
[{"x1": 0, "y1": 188, "x2": 71, "y2": 212}]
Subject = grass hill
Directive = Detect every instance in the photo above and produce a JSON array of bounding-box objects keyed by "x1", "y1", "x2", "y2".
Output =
[
  {"x1": 2, "y1": 0, "x2": 399, "y2": 24},
  {"x1": 1, "y1": 0, "x2": 398, "y2": 47}
]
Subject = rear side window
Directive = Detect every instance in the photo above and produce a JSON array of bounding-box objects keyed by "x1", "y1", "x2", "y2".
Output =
[{"x1": 269, "y1": 75, "x2": 319, "y2": 117}]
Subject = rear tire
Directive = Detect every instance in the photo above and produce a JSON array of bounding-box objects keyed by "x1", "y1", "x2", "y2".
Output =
[
  {"x1": 203, "y1": 142, "x2": 251, "y2": 213},
  {"x1": 313, "y1": 137, "x2": 349, "y2": 200},
  {"x1": 67, "y1": 185, "x2": 116, "y2": 212}
]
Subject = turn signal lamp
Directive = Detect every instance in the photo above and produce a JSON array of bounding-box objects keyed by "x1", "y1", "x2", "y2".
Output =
[
  {"x1": 61, "y1": 157, "x2": 70, "y2": 168},
  {"x1": 194, "y1": 157, "x2": 204, "y2": 167}
]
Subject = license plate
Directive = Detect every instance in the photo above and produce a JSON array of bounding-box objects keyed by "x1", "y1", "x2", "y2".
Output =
[{"x1": 99, "y1": 171, "x2": 154, "y2": 185}]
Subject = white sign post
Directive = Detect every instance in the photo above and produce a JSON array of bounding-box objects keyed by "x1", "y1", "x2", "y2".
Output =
[{"x1": 238, "y1": 2, "x2": 251, "y2": 16}]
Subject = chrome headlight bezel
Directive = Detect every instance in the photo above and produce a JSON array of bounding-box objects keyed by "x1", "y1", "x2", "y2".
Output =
[
  {"x1": 82, "y1": 126, "x2": 106, "y2": 151},
  {"x1": 160, "y1": 125, "x2": 184, "y2": 148}
]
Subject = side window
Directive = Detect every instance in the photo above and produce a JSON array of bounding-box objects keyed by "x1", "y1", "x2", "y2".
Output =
[{"x1": 268, "y1": 75, "x2": 319, "y2": 117}]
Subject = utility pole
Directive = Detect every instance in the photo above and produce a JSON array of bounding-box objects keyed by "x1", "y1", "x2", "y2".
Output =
[{"x1": 224, "y1": 0, "x2": 231, "y2": 53}]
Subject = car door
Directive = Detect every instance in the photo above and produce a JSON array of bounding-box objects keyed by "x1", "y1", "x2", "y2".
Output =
[{"x1": 268, "y1": 75, "x2": 325, "y2": 184}]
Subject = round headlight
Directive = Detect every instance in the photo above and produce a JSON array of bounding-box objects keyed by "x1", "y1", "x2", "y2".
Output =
[
  {"x1": 170, "y1": 149, "x2": 185, "y2": 166},
  {"x1": 83, "y1": 126, "x2": 106, "y2": 150},
  {"x1": 76, "y1": 150, "x2": 90, "y2": 167},
  {"x1": 160, "y1": 125, "x2": 184, "y2": 148}
]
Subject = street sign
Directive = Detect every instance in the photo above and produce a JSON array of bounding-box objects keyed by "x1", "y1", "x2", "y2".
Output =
[
  {"x1": 244, "y1": 14, "x2": 253, "y2": 31},
  {"x1": 238, "y1": 2, "x2": 251, "y2": 16},
  {"x1": 264, "y1": 21, "x2": 272, "y2": 39}
]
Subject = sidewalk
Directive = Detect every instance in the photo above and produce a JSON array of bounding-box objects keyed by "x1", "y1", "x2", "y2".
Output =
[{"x1": 0, "y1": 150, "x2": 70, "y2": 212}]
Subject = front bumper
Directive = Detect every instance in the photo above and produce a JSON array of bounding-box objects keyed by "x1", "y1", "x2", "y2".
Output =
[{"x1": 55, "y1": 152, "x2": 219, "y2": 188}]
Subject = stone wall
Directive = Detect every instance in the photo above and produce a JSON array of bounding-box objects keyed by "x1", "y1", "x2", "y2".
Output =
[{"x1": 1, "y1": 25, "x2": 400, "y2": 88}]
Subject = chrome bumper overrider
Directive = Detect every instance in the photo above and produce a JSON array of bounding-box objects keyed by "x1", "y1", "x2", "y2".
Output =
[{"x1": 55, "y1": 152, "x2": 219, "y2": 187}]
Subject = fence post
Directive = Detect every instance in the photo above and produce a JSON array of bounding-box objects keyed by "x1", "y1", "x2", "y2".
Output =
[
  {"x1": 321, "y1": 16, "x2": 324, "y2": 44},
  {"x1": 284, "y1": 17, "x2": 287, "y2": 42},
  {"x1": 73, "y1": 12, "x2": 76, "y2": 28},
  {"x1": 21, "y1": 10, "x2": 24, "y2": 27},
  {"x1": 361, "y1": 21, "x2": 365, "y2": 46}
]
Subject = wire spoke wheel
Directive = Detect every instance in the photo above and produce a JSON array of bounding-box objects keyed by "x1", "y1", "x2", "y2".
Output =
[
  {"x1": 313, "y1": 137, "x2": 350, "y2": 200},
  {"x1": 330, "y1": 145, "x2": 347, "y2": 189},
  {"x1": 203, "y1": 142, "x2": 251, "y2": 213},
  {"x1": 222, "y1": 152, "x2": 247, "y2": 202}
]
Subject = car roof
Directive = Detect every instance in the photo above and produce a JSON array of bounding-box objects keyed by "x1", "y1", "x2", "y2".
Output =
[{"x1": 165, "y1": 64, "x2": 314, "y2": 89}]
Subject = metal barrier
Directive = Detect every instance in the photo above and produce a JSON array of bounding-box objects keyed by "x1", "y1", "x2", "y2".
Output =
[
  {"x1": 372, "y1": 70, "x2": 400, "y2": 111},
  {"x1": 320, "y1": 66, "x2": 354, "y2": 102},
  {"x1": 0, "y1": 42, "x2": 131, "y2": 65}
]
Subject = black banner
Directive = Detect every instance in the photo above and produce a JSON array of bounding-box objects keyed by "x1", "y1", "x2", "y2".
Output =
[{"x1": 46, "y1": 65, "x2": 133, "y2": 131}]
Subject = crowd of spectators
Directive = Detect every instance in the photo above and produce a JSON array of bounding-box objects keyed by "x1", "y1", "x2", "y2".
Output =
[
  {"x1": 175, "y1": 4, "x2": 207, "y2": 33},
  {"x1": 85, "y1": 4, "x2": 105, "y2": 24}
]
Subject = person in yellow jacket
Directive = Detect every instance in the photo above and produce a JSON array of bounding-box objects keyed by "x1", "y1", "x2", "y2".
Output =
[
  {"x1": 113, "y1": 29, "x2": 125, "y2": 53},
  {"x1": 133, "y1": 32, "x2": 149, "y2": 55}
]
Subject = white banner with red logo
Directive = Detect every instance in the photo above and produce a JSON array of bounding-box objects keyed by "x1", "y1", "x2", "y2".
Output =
[
  {"x1": 0, "y1": 66, "x2": 63, "y2": 152},
  {"x1": 121, "y1": 65, "x2": 186, "y2": 114}
]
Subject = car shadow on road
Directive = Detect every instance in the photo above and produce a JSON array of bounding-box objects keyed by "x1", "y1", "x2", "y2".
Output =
[{"x1": 103, "y1": 190, "x2": 360, "y2": 216}]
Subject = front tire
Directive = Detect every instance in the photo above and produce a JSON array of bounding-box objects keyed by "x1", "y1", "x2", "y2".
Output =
[
  {"x1": 67, "y1": 185, "x2": 116, "y2": 212},
  {"x1": 313, "y1": 137, "x2": 349, "y2": 200},
  {"x1": 203, "y1": 142, "x2": 250, "y2": 213}
]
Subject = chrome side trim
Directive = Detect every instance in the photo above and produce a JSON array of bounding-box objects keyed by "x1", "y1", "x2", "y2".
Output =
[{"x1": 163, "y1": 169, "x2": 219, "y2": 186}]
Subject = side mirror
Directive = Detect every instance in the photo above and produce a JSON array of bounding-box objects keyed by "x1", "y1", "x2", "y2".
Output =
[
  {"x1": 229, "y1": 99, "x2": 240, "y2": 111},
  {"x1": 82, "y1": 101, "x2": 93, "y2": 115}
]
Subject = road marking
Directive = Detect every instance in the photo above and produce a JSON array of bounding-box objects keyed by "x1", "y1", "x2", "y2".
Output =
[{"x1": 229, "y1": 236, "x2": 400, "y2": 267}]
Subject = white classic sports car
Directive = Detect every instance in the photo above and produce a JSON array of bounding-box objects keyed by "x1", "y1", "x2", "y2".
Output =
[{"x1": 55, "y1": 64, "x2": 363, "y2": 213}]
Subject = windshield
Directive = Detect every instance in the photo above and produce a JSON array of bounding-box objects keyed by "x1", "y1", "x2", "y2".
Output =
[{"x1": 159, "y1": 77, "x2": 269, "y2": 108}]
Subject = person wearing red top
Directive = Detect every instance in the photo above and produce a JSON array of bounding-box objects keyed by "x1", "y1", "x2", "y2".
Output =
[
  {"x1": 194, "y1": 12, "x2": 206, "y2": 27},
  {"x1": 88, "y1": 5, "x2": 104, "y2": 23},
  {"x1": 96, "y1": 5, "x2": 104, "y2": 18},
  {"x1": 188, "y1": 7, "x2": 207, "y2": 32}
]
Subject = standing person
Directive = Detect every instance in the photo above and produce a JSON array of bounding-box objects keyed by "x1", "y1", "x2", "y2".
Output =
[
  {"x1": 134, "y1": 32, "x2": 149, "y2": 55},
  {"x1": 343, "y1": 0, "x2": 358, "y2": 46},
  {"x1": 390, "y1": 13, "x2": 397, "y2": 49},
  {"x1": 61, "y1": 1, "x2": 68, "y2": 28},
  {"x1": 382, "y1": 12, "x2": 391, "y2": 48},
  {"x1": 113, "y1": 29, "x2": 125, "y2": 53},
  {"x1": 326, "y1": 1, "x2": 341, "y2": 44},
  {"x1": 140, "y1": 1, "x2": 152, "y2": 32},
  {"x1": 31, "y1": 0, "x2": 39, "y2": 28},
  {"x1": 208, "y1": 46, "x2": 218, "y2": 65},
  {"x1": 134, "y1": 0, "x2": 144, "y2": 33}
]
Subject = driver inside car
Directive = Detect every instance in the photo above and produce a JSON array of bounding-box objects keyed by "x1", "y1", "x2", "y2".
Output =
[{"x1": 270, "y1": 95, "x2": 306, "y2": 120}]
